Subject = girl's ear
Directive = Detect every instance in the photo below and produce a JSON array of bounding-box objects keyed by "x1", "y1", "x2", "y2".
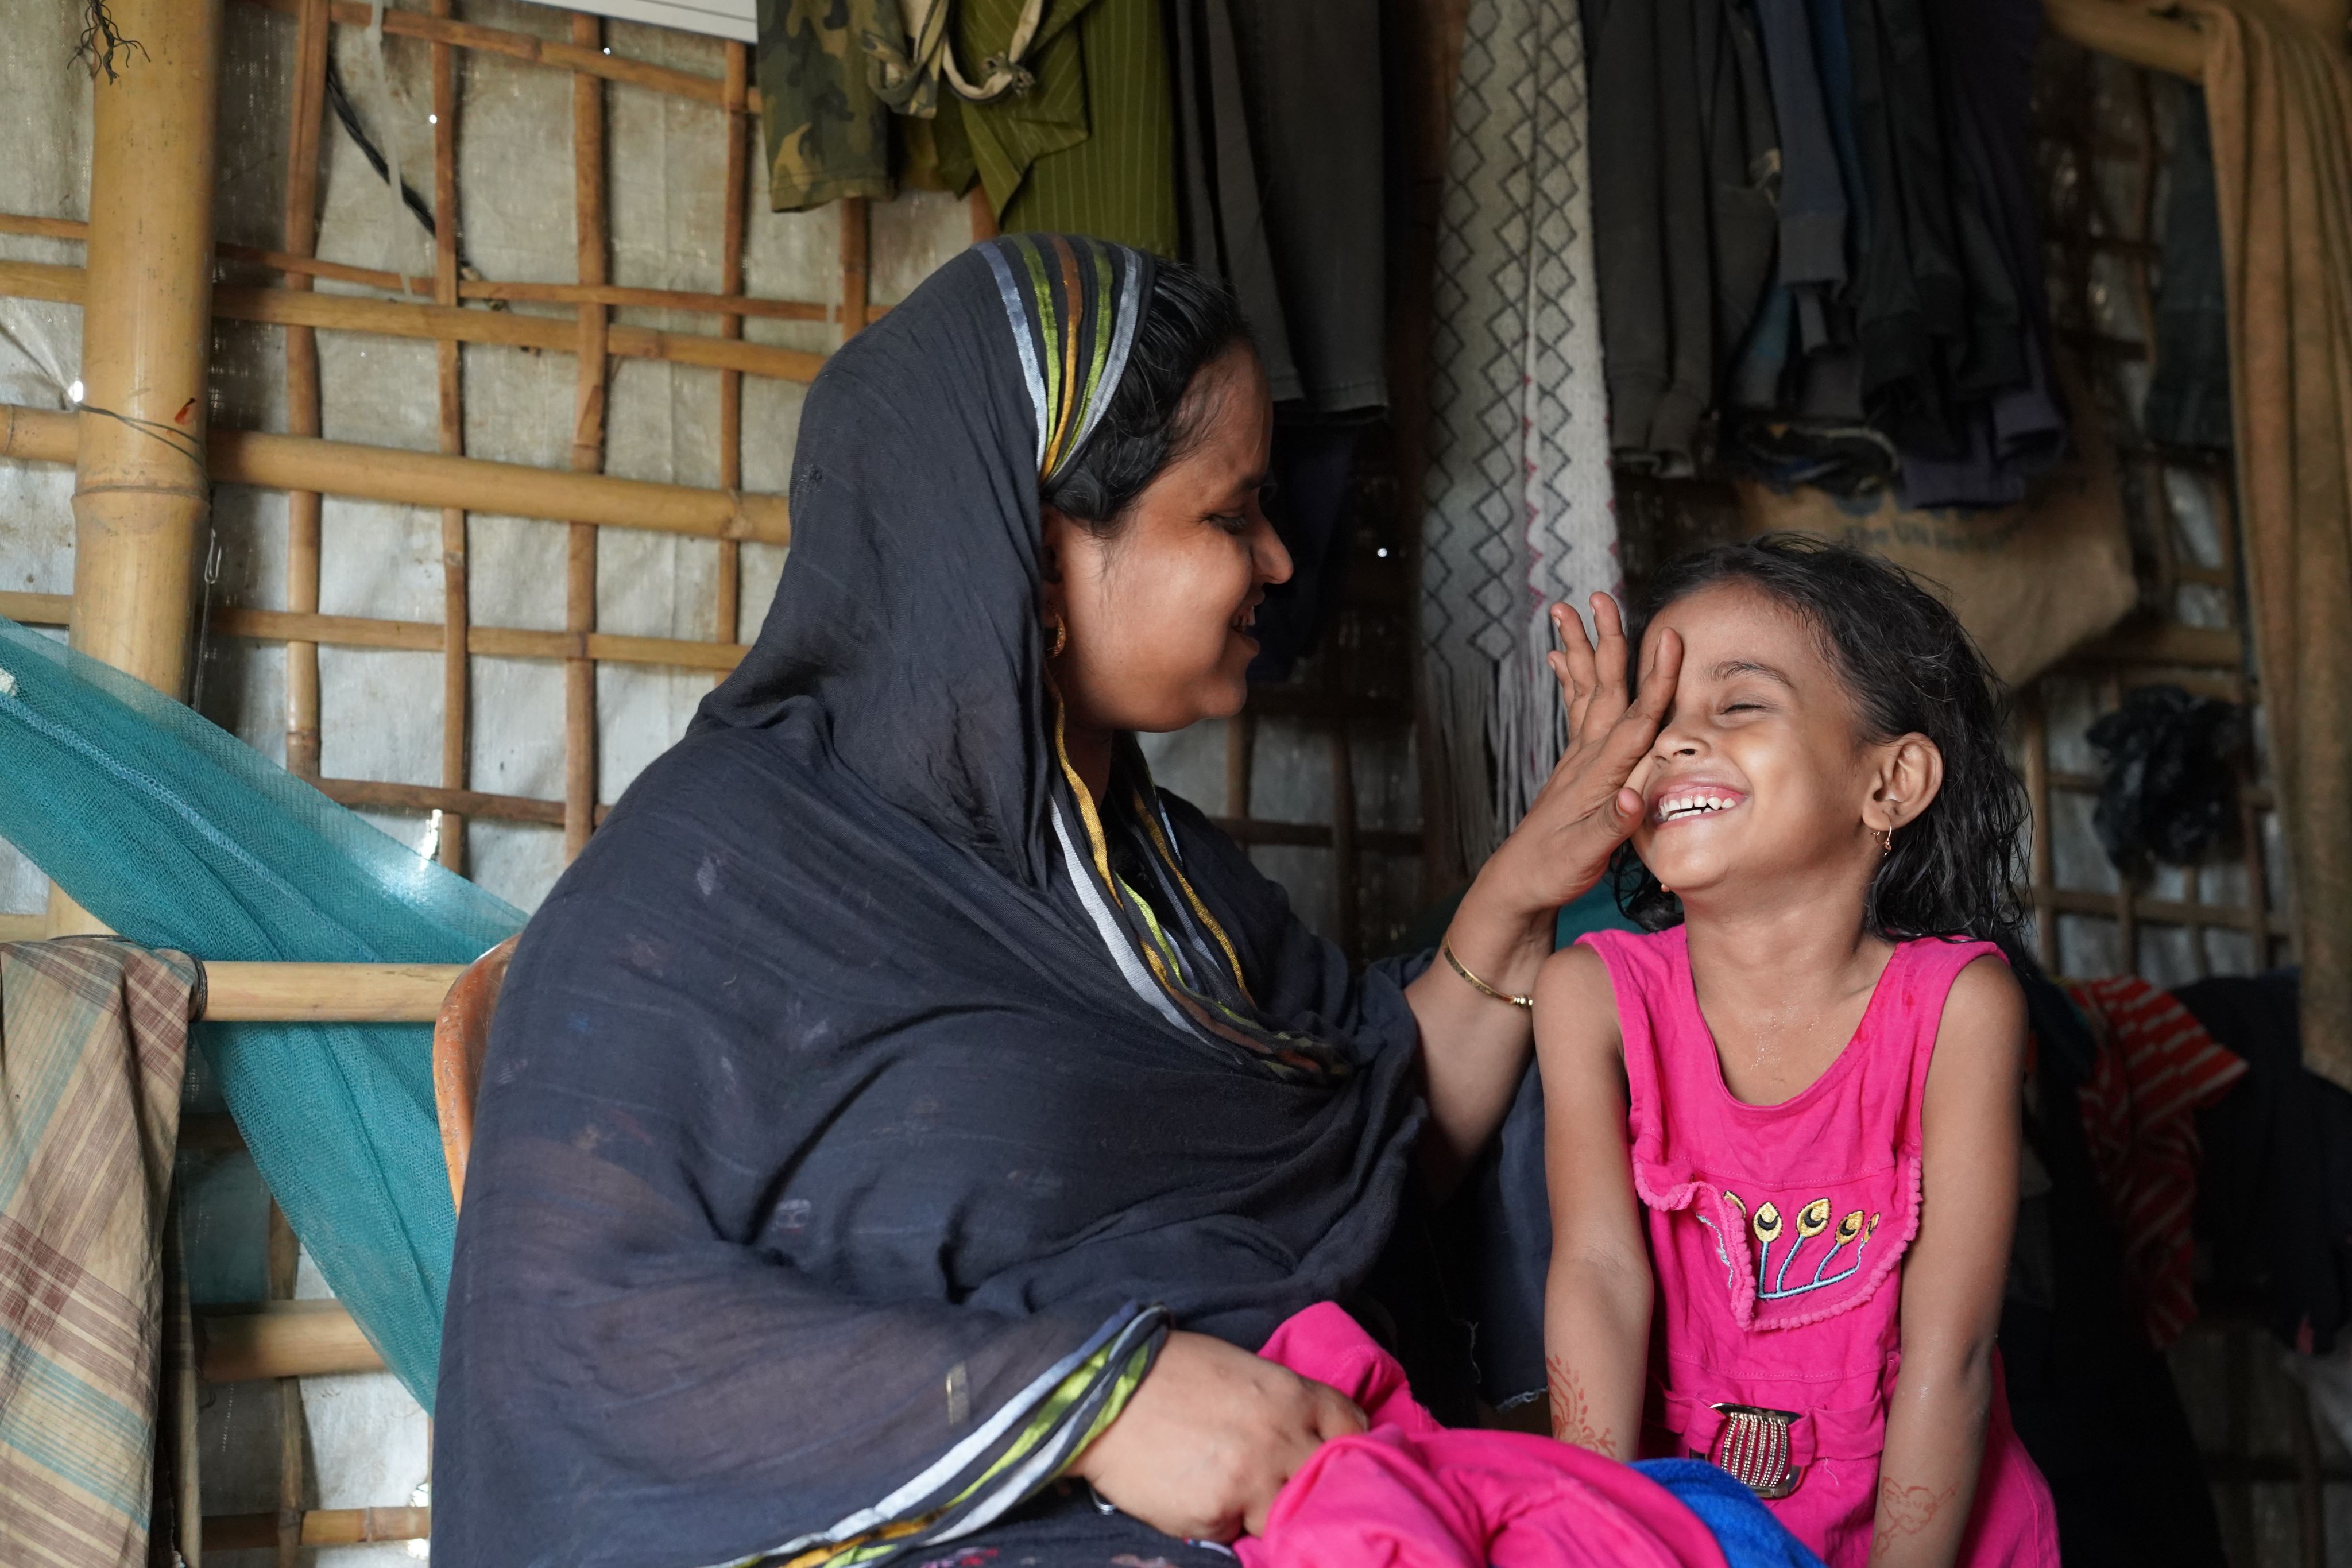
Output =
[{"x1": 1869, "y1": 733, "x2": 1944, "y2": 835}]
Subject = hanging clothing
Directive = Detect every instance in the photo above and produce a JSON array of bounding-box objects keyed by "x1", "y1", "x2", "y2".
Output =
[
  {"x1": 0, "y1": 939, "x2": 196, "y2": 1568},
  {"x1": 1221, "y1": 0, "x2": 1388, "y2": 415},
  {"x1": 1584, "y1": 0, "x2": 1782, "y2": 471},
  {"x1": 1244, "y1": 419, "x2": 1370, "y2": 684},
  {"x1": 1169, "y1": 0, "x2": 1299, "y2": 397},
  {"x1": 2143, "y1": 89, "x2": 2234, "y2": 451},
  {"x1": 2066, "y1": 975, "x2": 2247, "y2": 1348},
  {"x1": 2179, "y1": 0, "x2": 2352, "y2": 1100},
  {"x1": 757, "y1": 0, "x2": 895, "y2": 212},
  {"x1": 1577, "y1": 927, "x2": 2059, "y2": 1568},
  {"x1": 432, "y1": 236, "x2": 1429, "y2": 1568},
  {"x1": 1423, "y1": 0, "x2": 1621, "y2": 870},
  {"x1": 930, "y1": 0, "x2": 1181, "y2": 255},
  {"x1": 1171, "y1": 0, "x2": 1388, "y2": 415},
  {"x1": 2001, "y1": 965, "x2": 2231, "y2": 1568},
  {"x1": 2179, "y1": 969, "x2": 2352, "y2": 1354},
  {"x1": 1240, "y1": 1302, "x2": 1799, "y2": 1568}
]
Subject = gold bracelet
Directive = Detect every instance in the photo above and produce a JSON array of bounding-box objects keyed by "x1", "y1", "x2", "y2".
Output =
[{"x1": 1441, "y1": 942, "x2": 1535, "y2": 1010}]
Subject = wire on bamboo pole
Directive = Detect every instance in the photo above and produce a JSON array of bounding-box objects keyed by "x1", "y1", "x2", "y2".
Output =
[
  {"x1": 0, "y1": 258, "x2": 827, "y2": 383},
  {"x1": 566, "y1": 13, "x2": 608, "y2": 864},
  {"x1": 715, "y1": 40, "x2": 748, "y2": 666},
  {"x1": 0, "y1": 403, "x2": 791, "y2": 541},
  {"x1": 282, "y1": 0, "x2": 329, "y2": 784},
  {"x1": 0, "y1": 212, "x2": 831, "y2": 319},
  {"x1": 433, "y1": 0, "x2": 467, "y2": 873}
]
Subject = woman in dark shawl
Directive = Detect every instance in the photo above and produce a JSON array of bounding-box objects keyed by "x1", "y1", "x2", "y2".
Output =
[{"x1": 434, "y1": 235, "x2": 1680, "y2": 1568}]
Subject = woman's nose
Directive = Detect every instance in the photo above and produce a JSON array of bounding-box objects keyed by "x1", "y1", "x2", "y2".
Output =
[{"x1": 1255, "y1": 514, "x2": 1295, "y2": 587}]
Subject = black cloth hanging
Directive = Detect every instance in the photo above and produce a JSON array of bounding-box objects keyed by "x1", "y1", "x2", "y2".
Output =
[
  {"x1": 2000, "y1": 965, "x2": 2230, "y2": 1568},
  {"x1": 2179, "y1": 970, "x2": 2352, "y2": 1354}
]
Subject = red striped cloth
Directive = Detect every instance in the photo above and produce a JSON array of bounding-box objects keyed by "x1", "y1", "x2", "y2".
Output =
[{"x1": 2069, "y1": 976, "x2": 2249, "y2": 1348}]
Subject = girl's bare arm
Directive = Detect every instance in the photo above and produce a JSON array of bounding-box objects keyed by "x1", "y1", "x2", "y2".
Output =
[
  {"x1": 1873, "y1": 957, "x2": 2028, "y2": 1566},
  {"x1": 1535, "y1": 943, "x2": 1653, "y2": 1457}
]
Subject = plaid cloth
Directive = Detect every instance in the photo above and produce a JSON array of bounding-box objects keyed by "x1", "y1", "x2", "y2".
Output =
[
  {"x1": 0, "y1": 939, "x2": 196, "y2": 1568},
  {"x1": 2071, "y1": 975, "x2": 2249, "y2": 1348}
]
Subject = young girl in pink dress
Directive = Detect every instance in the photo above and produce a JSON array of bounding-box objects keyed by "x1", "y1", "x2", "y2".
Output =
[{"x1": 1535, "y1": 537, "x2": 2060, "y2": 1568}]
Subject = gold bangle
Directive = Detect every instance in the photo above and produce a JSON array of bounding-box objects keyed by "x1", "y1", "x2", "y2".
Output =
[{"x1": 1442, "y1": 942, "x2": 1535, "y2": 1010}]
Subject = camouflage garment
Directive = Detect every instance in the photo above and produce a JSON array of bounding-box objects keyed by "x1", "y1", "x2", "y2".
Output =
[{"x1": 758, "y1": 0, "x2": 893, "y2": 212}]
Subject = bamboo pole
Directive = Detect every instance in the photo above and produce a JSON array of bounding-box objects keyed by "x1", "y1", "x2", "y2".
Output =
[
  {"x1": 0, "y1": 258, "x2": 826, "y2": 384},
  {"x1": 0, "y1": 213, "x2": 831, "y2": 320},
  {"x1": 1, "y1": 405, "x2": 792, "y2": 543},
  {"x1": 210, "y1": 605, "x2": 746, "y2": 672},
  {"x1": 199, "y1": 962, "x2": 464, "y2": 1022},
  {"x1": 52, "y1": 0, "x2": 225, "y2": 938},
  {"x1": 204, "y1": 1508, "x2": 431, "y2": 1550},
  {"x1": 715, "y1": 41, "x2": 749, "y2": 661},
  {"x1": 316, "y1": 776, "x2": 571, "y2": 828},
  {"x1": 434, "y1": 0, "x2": 467, "y2": 873},
  {"x1": 283, "y1": 0, "x2": 329, "y2": 783},
  {"x1": 0, "y1": 590, "x2": 70, "y2": 625},
  {"x1": 268, "y1": 1202, "x2": 303, "y2": 1568},
  {"x1": 237, "y1": 0, "x2": 763, "y2": 113},
  {"x1": 840, "y1": 197, "x2": 872, "y2": 337},
  {"x1": 196, "y1": 1300, "x2": 385, "y2": 1381},
  {"x1": 566, "y1": 14, "x2": 608, "y2": 864}
]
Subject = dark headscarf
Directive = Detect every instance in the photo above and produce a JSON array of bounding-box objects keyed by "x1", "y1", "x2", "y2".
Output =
[{"x1": 431, "y1": 237, "x2": 1425, "y2": 1568}]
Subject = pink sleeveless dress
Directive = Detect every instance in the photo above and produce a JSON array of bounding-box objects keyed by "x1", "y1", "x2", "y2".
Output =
[{"x1": 1577, "y1": 928, "x2": 2060, "y2": 1568}]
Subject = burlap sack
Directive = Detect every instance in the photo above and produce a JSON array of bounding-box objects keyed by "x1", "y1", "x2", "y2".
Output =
[{"x1": 1736, "y1": 382, "x2": 2136, "y2": 687}]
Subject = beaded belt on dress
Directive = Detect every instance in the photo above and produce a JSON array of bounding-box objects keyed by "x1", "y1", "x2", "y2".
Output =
[{"x1": 1701, "y1": 1403, "x2": 1802, "y2": 1499}]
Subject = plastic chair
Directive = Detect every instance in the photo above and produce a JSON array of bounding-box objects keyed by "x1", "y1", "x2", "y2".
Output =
[{"x1": 432, "y1": 936, "x2": 517, "y2": 1215}]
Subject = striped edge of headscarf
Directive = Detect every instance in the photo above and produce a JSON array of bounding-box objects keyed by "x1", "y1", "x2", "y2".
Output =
[{"x1": 979, "y1": 234, "x2": 1150, "y2": 486}]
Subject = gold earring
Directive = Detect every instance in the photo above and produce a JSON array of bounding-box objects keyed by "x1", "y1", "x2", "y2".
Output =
[
  {"x1": 1877, "y1": 826, "x2": 1894, "y2": 856},
  {"x1": 1049, "y1": 620, "x2": 1068, "y2": 658}
]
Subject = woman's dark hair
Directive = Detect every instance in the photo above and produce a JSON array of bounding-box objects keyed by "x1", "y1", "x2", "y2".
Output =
[
  {"x1": 1612, "y1": 533, "x2": 2028, "y2": 944},
  {"x1": 1042, "y1": 259, "x2": 1250, "y2": 530}
]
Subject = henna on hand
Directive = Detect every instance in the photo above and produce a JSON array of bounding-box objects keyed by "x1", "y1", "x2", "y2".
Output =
[
  {"x1": 1870, "y1": 1474, "x2": 1958, "y2": 1562},
  {"x1": 1545, "y1": 1354, "x2": 1621, "y2": 1458}
]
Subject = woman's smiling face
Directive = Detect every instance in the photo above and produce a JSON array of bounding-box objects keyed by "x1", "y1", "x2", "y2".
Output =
[
  {"x1": 1631, "y1": 581, "x2": 1938, "y2": 906},
  {"x1": 1044, "y1": 343, "x2": 1290, "y2": 734}
]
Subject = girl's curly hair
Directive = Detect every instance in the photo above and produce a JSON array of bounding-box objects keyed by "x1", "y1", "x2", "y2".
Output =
[{"x1": 1612, "y1": 533, "x2": 2028, "y2": 944}]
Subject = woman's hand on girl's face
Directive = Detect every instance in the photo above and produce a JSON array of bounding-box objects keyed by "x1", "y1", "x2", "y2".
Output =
[
  {"x1": 1067, "y1": 1329, "x2": 1364, "y2": 1543},
  {"x1": 1491, "y1": 595, "x2": 1682, "y2": 915}
]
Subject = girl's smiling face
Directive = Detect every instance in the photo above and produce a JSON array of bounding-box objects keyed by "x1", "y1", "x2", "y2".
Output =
[{"x1": 1631, "y1": 582, "x2": 1943, "y2": 909}]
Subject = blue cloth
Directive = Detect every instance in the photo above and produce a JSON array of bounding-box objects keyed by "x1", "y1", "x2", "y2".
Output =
[
  {"x1": 1637, "y1": 1460, "x2": 1832, "y2": 1568},
  {"x1": 0, "y1": 617, "x2": 523, "y2": 1404}
]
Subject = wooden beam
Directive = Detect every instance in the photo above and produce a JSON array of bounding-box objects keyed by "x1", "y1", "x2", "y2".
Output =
[
  {"x1": 209, "y1": 605, "x2": 747, "y2": 672},
  {"x1": 0, "y1": 258, "x2": 826, "y2": 384},
  {"x1": 0, "y1": 211, "x2": 830, "y2": 320},
  {"x1": 316, "y1": 776, "x2": 568, "y2": 827},
  {"x1": 0, "y1": 590, "x2": 70, "y2": 625},
  {"x1": 237, "y1": 0, "x2": 763, "y2": 112},
  {"x1": 199, "y1": 962, "x2": 463, "y2": 1023},
  {"x1": 203, "y1": 1508, "x2": 430, "y2": 1550},
  {"x1": 1, "y1": 404, "x2": 791, "y2": 544},
  {"x1": 56, "y1": 0, "x2": 225, "y2": 939},
  {"x1": 196, "y1": 1300, "x2": 385, "y2": 1381}
]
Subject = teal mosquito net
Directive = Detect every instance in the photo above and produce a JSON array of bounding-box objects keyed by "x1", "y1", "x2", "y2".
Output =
[{"x1": 0, "y1": 616, "x2": 524, "y2": 1406}]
